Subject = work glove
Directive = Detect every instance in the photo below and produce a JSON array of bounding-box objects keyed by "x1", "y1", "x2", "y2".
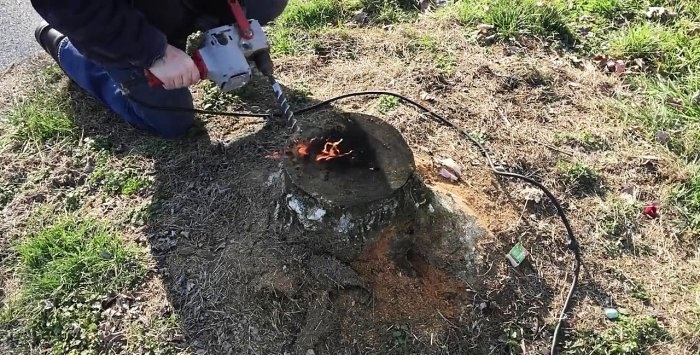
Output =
[{"x1": 148, "y1": 44, "x2": 201, "y2": 90}]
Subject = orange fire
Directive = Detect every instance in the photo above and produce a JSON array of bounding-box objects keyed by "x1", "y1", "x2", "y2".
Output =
[
  {"x1": 316, "y1": 139, "x2": 353, "y2": 162},
  {"x1": 296, "y1": 142, "x2": 310, "y2": 158},
  {"x1": 293, "y1": 138, "x2": 353, "y2": 162}
]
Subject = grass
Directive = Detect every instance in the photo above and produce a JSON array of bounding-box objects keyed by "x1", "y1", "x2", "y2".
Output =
[
  {"x1": 287, "y1": 83, "x2": 313, "y2": 106},
  {"x1": 0, "y1": 217, "x2": 145, "y2": 354},
  {"x1": 555, "y1": 131, "x2": 610, "y2": 151},
  {"x1": 269, "y1": 0, "x2": 360, "y2": 55},
  {"x1": 5, "y1": 94, "x2": 74, "y2": 143},
  {"x1": 89, "y1": 155, "x2": 151, "y2": 197},
  {"x1": 362, "y1": 0, "x2": 417, "y2": 24},
  {"x1": 0, "y1": 0, "x2": 698, "y2": 352},
  {"x1": 0, "y1": 184, "x2": 17, "y2": 207},
  {"x1": 673, "y1": 170, "x2": 700, "y2": 230},
  {"x1": 378, "y1": 95, "x2": 400, "y2": 113},
  {"x1": 269, "y1": 0, "x2": 417, "y2": 55},
  {"x1": 580, "y1": 0, "x2": 638, "y2": 20},
  {"x1": 457, "y1": 0, "x2": 570, "y2": 40},
  {"x1": 558, "y1": 161, "x2": 601, "y2": 194},
  {"x1": 275, "y1": 0, "x2": 357, "y2": 30},
  {"x1": 125, "y1": 313, "x2": 186, "y2": 354},
  {"x1": 565, "y1": 316, "x2": 669, "y2": 354},
  {"x1": 199, "y1": 81, "x2": 242, "y2": 111},
  {"x1": 597, "y1": 198, "x2": 642, "y2": 257}
]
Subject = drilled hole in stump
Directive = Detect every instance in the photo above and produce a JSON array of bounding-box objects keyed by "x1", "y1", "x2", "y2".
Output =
[{"x1": 284, "y1": 112, "x2": 414, "y2": 209}]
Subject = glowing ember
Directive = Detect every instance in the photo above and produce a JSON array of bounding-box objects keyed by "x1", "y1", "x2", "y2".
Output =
[
  {"x1": 265, "y1": 151, "x2": 283, "y2": 159},
  {"x1": 296, "y1": 142, "x2": 310, "y2": 158},
  {"x1": 316, "y1": 139, "x2": 353, "y2": 162}
]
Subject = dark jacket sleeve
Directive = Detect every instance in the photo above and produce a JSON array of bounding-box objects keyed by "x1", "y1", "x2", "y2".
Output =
[{"x1": 31, "y1": 0, "x2": 168, "y2": 69}]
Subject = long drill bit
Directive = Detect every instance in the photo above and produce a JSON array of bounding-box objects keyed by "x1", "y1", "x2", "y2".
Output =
[{"x1": 268, "y1": 76, "x2": 298, "y2": 132}]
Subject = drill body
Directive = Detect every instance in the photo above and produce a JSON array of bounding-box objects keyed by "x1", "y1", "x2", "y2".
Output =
[
  {"x1": 146, "y1": 0, "x2": 296, "y2": 130},
  {"x1": 196, "y1": 20, "x2": 270, "y2": 91},
  {"x1": 147, "y1": 19, "x2": 272, "y2": 92}
]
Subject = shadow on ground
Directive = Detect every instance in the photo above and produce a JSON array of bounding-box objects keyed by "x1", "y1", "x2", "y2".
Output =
[{"x1": 61, "y1": 75, "x2": 610, "y2": 355}]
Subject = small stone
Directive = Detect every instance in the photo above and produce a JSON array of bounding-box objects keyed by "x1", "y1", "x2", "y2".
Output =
[
  {"x1": 438, "y1": 158, "x2": 462, "y2": 179},
  {"x1": 420, "y1": 91, "x2": 436, "y2": 102},
  {"x1": 176, "y1": 245, "x2": 196, "y2": 256},
  {"x1": 306, "y1": 350, "x2": 316, "y2": 355},
  {"x1": 112, "y1": 144, "x2": 126, "y2": 154},
  {"x1": 83, "y1": 160, "x2": 95, "y2": 174},
  {"x1": 656, "y1": 131, "x2": 670, "y2": 144},
  {"x1": 477, "y1": 24, "x2": 494, "y2": 33},
  {"x1": 520, "y1": 187, "x2": 543, "y2": 203},
  {"x1": 604, "y1": 308, "x2": 619, "y2": 320},
  {"x1": 438, "y1": 168, "x2": 459, "y2": 182},
  {"x1": 692, "y1": 90, "x2": 700, "y2": 104},
  {"x1": 646, "y1": 7, "x2": 677, "y2": 20},
  {"x1": 353, "y1": 10, "x2": 368, "y2": 24}
]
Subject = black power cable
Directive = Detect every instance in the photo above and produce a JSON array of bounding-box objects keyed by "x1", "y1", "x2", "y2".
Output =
[{"x1": 129, "y1": 90, "x2": 582, "y2": 354}]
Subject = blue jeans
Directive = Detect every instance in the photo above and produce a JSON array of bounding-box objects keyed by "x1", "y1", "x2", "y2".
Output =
[{"x1": 57, "y1": 39, "x2": 195, "y2": 138}]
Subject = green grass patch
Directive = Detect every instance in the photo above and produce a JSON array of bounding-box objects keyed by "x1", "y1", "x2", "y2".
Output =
[
  {"x1": 40, "y1": 63, "x2": 64, "y2": 84},
  {"x1": 457, "y1": 0, "x2": 571, "y2": 41},
  {"x1": 378, "y1": 95, "x2": 400, "y2": 113},
  {"x1": 125, "y1": 313, "x2": 186, "y2": 354},
  {"x1": 89, "y1": 156, "x2": 151, "y2": 197},
  {"x1": 269, "y1": 0, "x2": 417, "y2": 55},
  {"x1": 673, "y1": 169, "x2": 700, "y2": 230},
  {"x1": 597, "y1": 198, "x2": 643, "y2": 256},
  {"x1": 5, "y1": 94, "x2": 74, "y2": 143},
  {"x1": 555, "y1": 131, "x2": 610, "y2": 151},
  {"x1": 361, "y1": 0, "x2": 418, "y2": 24},
  {"x1": 580, "y1": 0, "x2": 639, "y2": 20},
  {"x1": 287, "y1": 84, "x2": 313, "y2": 106},
  {"x1": 626, "y1": 279, "x2": 651, "y2": 302},
  {"x1": 609, "y1": 23, "x2": 663, "y2": 61},
  {"x1": 630, "y1": 73, "x2": 700, "y2": 160},
  {"x1": 558, "y1": 161, "x2": 601, "y2": 194},
  {"x1": 199, "y1": 81, "x2": 243, "y2": 111},
  {"x1": 0, "y1": 183, "x2": 17, "y2": 207},
  {"x1": 270, "y1": 0, "x2": 359, "y2": 55},
  {"x1": 0, "y1": 217, "x2": 145, "y2": 354},
  {"x1": 275, "y1": 0, "x2": 358, "y2": 30},
  {"x1": 565, "y1": 316, "x2": 669, "y2": 354}
]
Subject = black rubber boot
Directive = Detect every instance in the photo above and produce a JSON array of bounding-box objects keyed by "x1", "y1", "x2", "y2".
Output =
[{"x1": 34, "y1": 21, "x2": 65, "y2": 63}]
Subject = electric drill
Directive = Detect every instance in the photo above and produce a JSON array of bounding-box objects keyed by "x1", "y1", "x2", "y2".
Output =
[{"x1": 146, "y1": 0, "x2": 297, "y2": 131}]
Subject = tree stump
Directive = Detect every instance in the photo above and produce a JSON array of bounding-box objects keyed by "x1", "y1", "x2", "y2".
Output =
[
  {"x1": 278, "y1": 111, "x2": 489, "y2": 352},
  {"x1": 281, "y1": 111, "x2": 435, "y2": 261}
]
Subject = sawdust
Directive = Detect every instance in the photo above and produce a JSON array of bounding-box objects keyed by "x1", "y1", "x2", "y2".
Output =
[{"x1": 351, "y1": 223, "x2": 471, "y2": 328}]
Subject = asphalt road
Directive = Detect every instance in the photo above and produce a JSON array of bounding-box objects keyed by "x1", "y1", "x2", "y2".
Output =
[{"x1": 0, "y1": 0, "x2": 43, "y2": 69}]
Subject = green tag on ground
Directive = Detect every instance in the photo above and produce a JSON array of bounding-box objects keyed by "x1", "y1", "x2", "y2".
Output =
[{"x1": 506, "y1": 242, "x2": 528, "y2": 267}]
